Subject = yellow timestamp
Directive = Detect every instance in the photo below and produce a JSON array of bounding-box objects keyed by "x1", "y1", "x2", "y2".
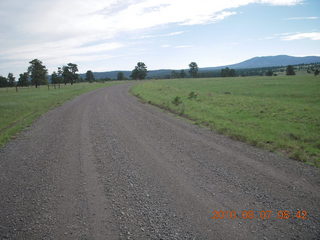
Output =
[{"x1": 210, "y1": 210, "x2": 308, "y2": 220}]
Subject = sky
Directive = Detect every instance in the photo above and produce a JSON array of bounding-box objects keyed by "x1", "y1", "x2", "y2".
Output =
[{"x1": 0, "y1": 0, "x2": 319, "y2": 77}]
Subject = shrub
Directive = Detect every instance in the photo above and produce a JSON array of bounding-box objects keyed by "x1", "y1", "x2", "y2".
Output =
[
  {"x1": 172, "y1": 96, "x2": 182, "y2": 105},
  {"x1": 188, "y1": 91, "x2": 198, "y2": 99}
]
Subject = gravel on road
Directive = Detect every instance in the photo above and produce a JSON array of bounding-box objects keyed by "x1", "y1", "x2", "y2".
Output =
[{"x1": 0, "y1": 83, "x2": 319, "y2": 239}]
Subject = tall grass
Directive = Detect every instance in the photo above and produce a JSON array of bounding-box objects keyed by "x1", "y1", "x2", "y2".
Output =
[{"x1": 131, "y1": 76, "x2": 320, "y2": 166}]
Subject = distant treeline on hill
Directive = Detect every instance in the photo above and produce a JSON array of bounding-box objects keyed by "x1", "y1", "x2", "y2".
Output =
[
  {"x1": 1, "y1": 60, "x2": 319, "y2": 89},
  {"x1": 85, "y1": 62, "x2": 320, "y2": 81}
]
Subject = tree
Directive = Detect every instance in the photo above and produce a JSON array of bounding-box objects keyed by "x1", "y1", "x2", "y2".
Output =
[
  {"x1": 67, "y1": 63, "x2": 79, "y2": 84},
  {"x1": 171, "y1": 70, "x2": 180, "y2": 79},
  {"x1": 307, "y1": 64, "x2": 320, "y2": 76},
  {"x1": 286, "y1": 65, "x2": 295, "y2": 75},
  {"x1": 28, "y1": 59, "x2": 48, "y2": 88},
  {"x1": 51, "y1": 71, "x2": 59, "y2": 86},
  {"x1": 62, "y1": 66, "x2": 72, "y2": 85},
  {"x1": 229, "y1": 68, "x2": 236, "y2": 77},
  {"x1": 62, "y1": 63, "x2": 79, "y2": 85},
  {"x1": 131, "y1": 62, "x2": 147, "y2": 80},
  {"x1": 85, "y1": 70, "x2": 95, "y2": 83},
  {"x1": 18, "y1": 72, "x2": 29, "y2": 87},
  {"x1": 265, "y1": 70, "x2": 273, "y2": 76},
  {"x1": 221, "y1": 68, "x2": 227, "y2": 77},
  {"x1": 0, "y1": 76, "x2": 8, "y2": 88},
  {"x1": 189, "y1": 62, "x2": 198, "y2": 78},
  {"x1": 57, "y1": 67, "x2": 63, "y2": 88},
  {"x1": 180, "y1": 70, "x2": 186, "y2": 78},
  {"x1": 7, "y1": 73, "x2": 15, "y2": 87},
  {"x1": 117, "y1": 72, "x2": 125, "y2": 80},
  {"x1": 221, "y1": 67, "x2": 236, "y2": 77}
]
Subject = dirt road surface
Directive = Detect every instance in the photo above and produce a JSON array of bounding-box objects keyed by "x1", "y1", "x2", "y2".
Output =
[{"x1": 0, "y1": 84, "x2": 319, "y2": 239}]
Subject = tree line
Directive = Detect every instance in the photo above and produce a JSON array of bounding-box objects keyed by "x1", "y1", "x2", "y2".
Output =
[
  {"x1": 51, "y1": 63, "x2": 79, "y2": 88},
  {"x1": 0, "y1": 59, "x2": 80, "y2": 88},
  {"x1": 1, "y1": 60, "x2": 318, "y2": 88}
]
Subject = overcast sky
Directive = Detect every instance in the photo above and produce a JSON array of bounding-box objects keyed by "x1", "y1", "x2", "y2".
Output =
[{"x1": 0, "y1": 0, "x2": 319, "y2": 76}]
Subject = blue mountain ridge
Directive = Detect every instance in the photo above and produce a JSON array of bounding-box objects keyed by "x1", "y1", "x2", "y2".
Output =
[{"x1": 79, "y1": 55, "x2": 320, "y2": 79}]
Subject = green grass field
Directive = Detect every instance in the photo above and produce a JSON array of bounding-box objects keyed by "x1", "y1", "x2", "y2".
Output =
[
  {"x1": 131, "y1": 75, "x2": 320, "y2": 166},
  {"x1": 0, "y1": 82, "x2": 123, "y2": 146}
]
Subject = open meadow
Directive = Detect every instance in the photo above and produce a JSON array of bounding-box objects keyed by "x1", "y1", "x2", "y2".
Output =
[
  {"x1": 0, "y1": 82, "x2": 123, "y2": 146},
  {"x1": 131, "y1": 75, "x2": 320, "y2": 166}
]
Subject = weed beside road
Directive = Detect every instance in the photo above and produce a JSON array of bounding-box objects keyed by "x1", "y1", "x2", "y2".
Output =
[{"x1": 131, "y1": 76, "x2": 320, "y2": 166}]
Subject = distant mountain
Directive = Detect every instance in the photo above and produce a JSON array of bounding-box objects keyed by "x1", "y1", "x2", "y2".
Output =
[
  {"x1": 202, "y1": 55, "x2": 320, "y2": 71},
  {"x1": 80, "y1": 55, "x2": 320, "y2": 79}
]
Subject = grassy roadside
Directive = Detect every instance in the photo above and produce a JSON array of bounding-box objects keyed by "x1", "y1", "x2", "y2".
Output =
[
  {"x1": 131, "y1": 76, "x2": 320, "y2": 167},
  {"x1": 0, "y1": 82, "x2": 124, "y2": 146}
]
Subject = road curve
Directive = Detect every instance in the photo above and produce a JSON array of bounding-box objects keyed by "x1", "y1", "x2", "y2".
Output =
[{"x1": 0, "y1": 83, "x2": 319, "y2": 239}]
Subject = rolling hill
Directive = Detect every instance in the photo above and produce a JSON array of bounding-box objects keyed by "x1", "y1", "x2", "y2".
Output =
[
  {"x1": 201, "y1": 55, "x2": 320, "y2": 71},
  {"x1": 81, "y1": 55, "x2": 320, "y2": 79}
]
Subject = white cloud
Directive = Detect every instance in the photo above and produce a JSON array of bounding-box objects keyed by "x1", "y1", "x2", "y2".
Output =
[
  {"x1": 175, "y1": 45, "x2": 192, "y2": 49},
  {"x1": 258, "y1": 0, "x2": 303, "y2": 5},
  {"x1": 260, "y1": 32, "x2": 298, "y2": 40},
  {"x1": 0, "y1": 38, "x2": 124, "y2": 65},
  {"x1": 166, "y1": 31, "x2": 185, "y2": 36},
  {"x1": 0, "y1": 0, "x2": 303, "y2": 39},
  {"x1": 281, "y1": 32, "x2": 320, "y2": 41},
  {"x1": 181, "y1": 11, "x2": 237, "y2": 25},
  {"x1": 159, "y1": 44, "x2": 192, "y2": 49},
  {"x1": 285, "y1": 16, "x2": 318, "y2": 20},
  {"x1": 274, "y1": 32, "x2": 300, "y2": 36},
  {"x1": 0, "y1": 0, "x2": 303, "y2": 75},
  {"x1": 133, "y1": 31, "x2": 185, "y2": 39}
]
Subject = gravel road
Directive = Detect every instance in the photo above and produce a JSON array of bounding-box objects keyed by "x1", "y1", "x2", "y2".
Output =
[{"x1": 0, "y1": 83, "x2": 319, "y2": 239}]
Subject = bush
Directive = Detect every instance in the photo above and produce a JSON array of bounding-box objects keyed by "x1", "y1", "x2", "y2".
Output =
[
  {"x1": 188, "y1": 91, "x2": 198, "y2": 99},
  {"x1": 172, "y1": 96, "x2": 182, "y2": 105}
]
